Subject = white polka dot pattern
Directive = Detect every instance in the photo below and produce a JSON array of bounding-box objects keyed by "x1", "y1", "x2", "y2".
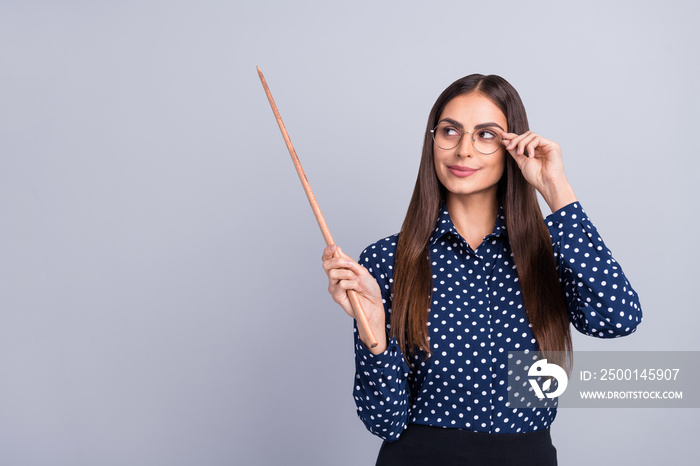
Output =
[{"x1": 352, "y1": 202, "x2": 642, "y2": 441}]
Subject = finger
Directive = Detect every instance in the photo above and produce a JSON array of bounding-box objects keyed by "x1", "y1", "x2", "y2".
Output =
[
  {"x1": 332, "y1": 245, "x2": 354, "y2": 261},
  {"x1": 321, "y1": 244, "x2": 337, "y2": 261},
  {"x1": 516, "y1": 133, "x2": 538, "y2": 157},
  {"x1": 331, "y1": 246, "x2": 368, "y2": 272},
  {"x1": 337, "y1": 278, "x2": 362, "y2": 293},
  {"x1": 501, "y1": 132, "x2": 514, "y2": 147},
  {"x1": 322, "y1": 256, "x2": 353, "y2": 273},
  {"x1": 330, "y1": 279, "x2": 362, "y2": 303},
  {"x1": 322, "y1": 256, "x2": 368, "y2": 279},
  {"x1": 526, "y1": 138, "x2": 540, "y2": 159},
  {"x1": 505, "y1": 131, "x2": 530, "y2": 151},
  {"x1": 342, "y1": 259, "x2": 369, "y2": 278},
  {"x1": 328, "y1": 268, "x2": 359, "y2": 282},
  {"x1": 507, "y1": 148, "x2": 528, "y2": 170}
]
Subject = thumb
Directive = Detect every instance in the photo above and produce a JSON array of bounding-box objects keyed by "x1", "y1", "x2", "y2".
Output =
[{"x1": 332, "y1": 245, "x2": 353, "y2": 261}]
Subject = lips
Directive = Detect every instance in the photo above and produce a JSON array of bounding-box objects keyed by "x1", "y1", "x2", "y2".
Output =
[{"x1": 447, "y1": 165, "x2": 478, "y2": 178}]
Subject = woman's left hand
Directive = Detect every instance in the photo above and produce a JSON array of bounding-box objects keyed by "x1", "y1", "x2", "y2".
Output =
[{"x1": 501, "y1": 131, "x2": 577, "y2": 212}]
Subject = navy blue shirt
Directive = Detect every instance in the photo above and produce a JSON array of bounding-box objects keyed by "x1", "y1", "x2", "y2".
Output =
[{"x1": 353, "y1": 202, "x2": 642, "y2": 441}]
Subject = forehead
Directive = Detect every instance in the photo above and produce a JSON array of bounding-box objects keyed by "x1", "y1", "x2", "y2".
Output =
[{"x1": 439, "y1": 93, "x2": 507, "y2": 128}]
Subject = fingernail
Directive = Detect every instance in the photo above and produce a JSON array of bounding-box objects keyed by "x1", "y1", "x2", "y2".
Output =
[{"x1": 329, "y1": 245, "x2": 336, "y2": 252}]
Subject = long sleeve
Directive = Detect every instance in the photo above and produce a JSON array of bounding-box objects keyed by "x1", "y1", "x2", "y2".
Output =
[
  {"x1": 545, "y1": 202, "x2": 643, "y2": 337},
  {"x1": 353, "y1": 239, "x2": 411, "y2": 441}
]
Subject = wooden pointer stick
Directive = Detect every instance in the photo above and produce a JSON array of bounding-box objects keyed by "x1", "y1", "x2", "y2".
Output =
[{"x1": 257, "y1": 66, "x2": 379, "y2": 349}]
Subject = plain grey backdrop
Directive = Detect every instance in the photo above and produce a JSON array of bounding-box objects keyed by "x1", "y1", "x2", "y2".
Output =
[{"x1": 1, "y1": 1, "x2": 698, "y2": 464}]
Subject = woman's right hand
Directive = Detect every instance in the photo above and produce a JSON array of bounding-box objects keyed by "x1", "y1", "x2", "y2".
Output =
[{"x1": 321, "y1": 244, "x2": 387, "y2": 353}]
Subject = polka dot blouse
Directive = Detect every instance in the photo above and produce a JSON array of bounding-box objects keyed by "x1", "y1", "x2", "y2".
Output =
[{"x1": 353, "y1": 201, "x2": 642, "y2": 441}]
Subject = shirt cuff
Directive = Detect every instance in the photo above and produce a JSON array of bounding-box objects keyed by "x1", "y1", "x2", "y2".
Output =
[
  {"x1": 355, "y1": 332, "x2": 404, "y2": 369},
  {"x1": 545, "y1": 201, "x2": 588, "y2": 230}
]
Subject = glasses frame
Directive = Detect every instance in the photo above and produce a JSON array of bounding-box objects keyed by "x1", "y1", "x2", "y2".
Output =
[{"x1": 430, "y1": 123, "x2": 506, "y2": 155}]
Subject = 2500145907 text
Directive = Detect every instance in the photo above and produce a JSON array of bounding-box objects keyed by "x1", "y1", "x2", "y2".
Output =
[{"x1": 579, "y1": 369, "x2": 680, "y2": 382}]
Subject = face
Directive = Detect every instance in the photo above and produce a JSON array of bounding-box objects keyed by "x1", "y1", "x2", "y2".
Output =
[{"x1": 433, "y1": 92, "x2": 508, "y2": 201}]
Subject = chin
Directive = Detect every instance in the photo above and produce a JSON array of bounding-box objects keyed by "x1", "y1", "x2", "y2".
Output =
[{"x1": 442, "y1": 181, "x2": 500, "y2": 198}]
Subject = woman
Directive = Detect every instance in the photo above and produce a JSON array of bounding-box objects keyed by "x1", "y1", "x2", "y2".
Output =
[{"x1": 321, "y1": 74, "x2": 642, "y2": 465}]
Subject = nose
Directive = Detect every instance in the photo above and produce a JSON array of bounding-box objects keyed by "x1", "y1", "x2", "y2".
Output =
[{"x1": 456, "y1": 131, "x2": 474, "y2": 158}]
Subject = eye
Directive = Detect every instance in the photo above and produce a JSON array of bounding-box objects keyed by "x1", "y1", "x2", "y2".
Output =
[
  {"x1": 440, "y1": 125, "x2": 461, "y2": 138},
  {"x1": 477, "y1": 129, "x2": 498, "y2": 140}
]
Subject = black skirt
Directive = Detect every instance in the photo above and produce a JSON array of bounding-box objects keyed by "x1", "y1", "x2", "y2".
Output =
[{"x1": 375, "y1": 424, "x2": 557, "y2": 466}]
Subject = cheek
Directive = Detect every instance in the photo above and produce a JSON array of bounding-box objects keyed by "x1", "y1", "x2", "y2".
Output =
[
  {"x1": 433, "y1": 148, "x2": 449, "y2": 177},
  {"x1": 492, "y1": 151, "x2": 507, "y2": 176}
]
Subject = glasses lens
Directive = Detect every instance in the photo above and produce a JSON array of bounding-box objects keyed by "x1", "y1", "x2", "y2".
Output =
[
  {"x1": 473, "y1": 128, "x2": 501, "y2": 154},
  {"x1": 433, "y1": 124, "x2": 461, "y2": 150}
]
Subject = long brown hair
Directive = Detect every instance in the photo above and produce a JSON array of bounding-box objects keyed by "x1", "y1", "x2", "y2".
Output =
[{"x1": 392, "y1": 74, "x2": 572, "y2": 368}]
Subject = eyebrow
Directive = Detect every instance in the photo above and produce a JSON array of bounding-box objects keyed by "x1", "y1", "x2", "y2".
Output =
[{"x1": 438, "y1": 118, "x2": 505, "y2": 132}]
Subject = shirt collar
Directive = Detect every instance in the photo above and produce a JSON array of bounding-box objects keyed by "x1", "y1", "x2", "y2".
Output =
[{"x1": 429, "y1": 203, "x2": 508, "y2": 246}]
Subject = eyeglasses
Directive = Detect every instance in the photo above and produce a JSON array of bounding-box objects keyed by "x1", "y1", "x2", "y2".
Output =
[{"x1": 430, "y1": 123, "x2": 505, "y2": 154}]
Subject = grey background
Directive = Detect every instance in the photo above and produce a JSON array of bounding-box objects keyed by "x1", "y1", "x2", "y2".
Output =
[{"x1": 1, "y1": 0, "x2": 698, "y2": 464}]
